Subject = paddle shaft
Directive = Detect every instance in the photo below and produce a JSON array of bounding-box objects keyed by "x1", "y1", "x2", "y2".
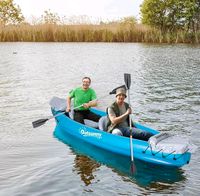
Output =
[
  {"x1": 50, "y1": 103, "x2": 86, "y2": 120},
  {"x1": 48, "y1": 96, "x2": 105, "y2": 120},
  {"x1": 32, "y1": 101, "x2": 95, "y2": 128},
  {"x1": 33, "y1": 85, "x2": 126, "y2": 128},
  {"x1": 127, "y1": 89, "x2": 134, "y2": 162},
  {"x1": 124, "y1": 73, "x2": 134, "y2": 164}
]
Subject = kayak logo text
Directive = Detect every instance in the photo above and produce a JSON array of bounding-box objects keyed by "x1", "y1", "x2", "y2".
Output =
[{"x1": 80, "y1": 127, "x2": 102, "y2": 139}]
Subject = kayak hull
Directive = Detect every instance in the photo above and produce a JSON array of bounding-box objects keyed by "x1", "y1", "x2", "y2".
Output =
[{"x1": 52, "y1": 108, "x2": 191, "y2": 168}]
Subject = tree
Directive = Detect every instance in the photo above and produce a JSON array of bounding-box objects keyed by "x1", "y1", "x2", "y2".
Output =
[
  {"x1": 0, "y1": 0, "x2": 24, "y2": 25},
  {"x1": 120, "y1": 16, "x2": 137, "y2": 28},
  {"x1": 140, "y1": 0, "x2": 166, "y2": 30},
  {"x1": 41, "y1": 9, "x2": 60, "y2": 24},
  {"x1": 187, "y1": 0, "x2": 200, "y2": 32},
  {"x1": 140, "y1": 0, "x2": 199, "y2": 32}
]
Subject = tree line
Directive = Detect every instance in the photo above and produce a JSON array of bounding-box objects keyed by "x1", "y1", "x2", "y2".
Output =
[
  {"x1": 141, "y1": 0, "x2": 200, "y2": 33},
  {"x1": 0, "y1": 0, "x2": 200, "y2": 43},
  {"x1": 0, "y1": 0, "x2": 137, "y2": 26}
]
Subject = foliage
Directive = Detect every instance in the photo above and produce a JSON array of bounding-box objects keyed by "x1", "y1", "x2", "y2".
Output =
[
  {"x1": 119, "y1": 16, "x2": 137, "y2": 29},
  {"x1": 140, "y1": 0, "x2": 200, "y2": 32},
  {"x1": 41, "y1": 9, "x2": 61, "y2": 24},
  {"x1": 0, "y1": 0, "x2": 24, "y2": 25}
]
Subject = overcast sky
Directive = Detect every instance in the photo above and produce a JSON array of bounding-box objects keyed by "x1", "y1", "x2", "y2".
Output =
[{"x1": 14, "y1": 0, "x2": 143, "y2": 21}]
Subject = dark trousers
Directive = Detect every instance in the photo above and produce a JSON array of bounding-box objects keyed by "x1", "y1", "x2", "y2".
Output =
[
  {"x1": 74, "y1": 110, "x2": 101, "y2": 124},
  {"x1": 120, "y1": 127, "x2": 154, "y2": 141}
]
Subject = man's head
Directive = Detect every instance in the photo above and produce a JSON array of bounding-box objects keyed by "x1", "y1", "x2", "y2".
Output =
[
  {"x1": 116, "y1": 87, "x2": 127, "y2": 98},
  {"x1": 82, "y1": 77, "x2": 91, "y2": 90},
  {"x1": 115, "y1": 88, "x2": 127, "y2": 104}
]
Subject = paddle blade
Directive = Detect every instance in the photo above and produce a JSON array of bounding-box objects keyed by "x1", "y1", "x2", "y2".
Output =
[
  {"x1": 130, "y1": 161, "x2": 136, "y2": 175},
  {"x1": 109, "y1": 85, "x2": 126, "y2": 94},
  {"x1": 49, "y1": 96, "x2": 66, "y2": 111},
  {"x1": 32, "y1": 118, "x2": 49, "y2": 128},
  {"x1": 124, "y1": 73, "x2": 131, "y2": 89}
]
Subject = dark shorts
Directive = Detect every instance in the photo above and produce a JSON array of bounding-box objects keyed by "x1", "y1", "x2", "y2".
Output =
[{"x1": 74, "y1": 110, "x2": 101, "y2": 124}]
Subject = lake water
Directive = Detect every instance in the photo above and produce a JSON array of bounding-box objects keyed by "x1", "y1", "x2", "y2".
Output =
[{"x1": 0, "y1": 43, "x2": 200, "y2": 195}]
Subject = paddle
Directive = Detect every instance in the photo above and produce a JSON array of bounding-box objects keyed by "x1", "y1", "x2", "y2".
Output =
[
  {"x1": 109, "y1": 85, "x2": 126, "y2": 95},
  {"x1": 124, "y1": 73, "x2": 135, "y2": 174},
  {"x1": 32, "y1": 85, "x2": 124, "y2": 128},
  {"x1": 32, "y1": 104, "x2": 83, "y2": 128}
]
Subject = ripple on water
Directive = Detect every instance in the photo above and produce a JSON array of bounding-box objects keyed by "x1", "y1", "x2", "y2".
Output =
[{"x1": 0, "y1": 43, "x2": 200, "y2": 195}]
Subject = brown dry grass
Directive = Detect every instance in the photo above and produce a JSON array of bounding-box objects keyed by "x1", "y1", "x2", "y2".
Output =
[{"x1": 0, "y1": 23, "x2": 199, "y2": 43}]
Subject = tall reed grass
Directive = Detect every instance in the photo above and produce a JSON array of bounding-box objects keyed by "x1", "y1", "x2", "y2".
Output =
[{"x1": 0, "y1": 23, "x2": 199, "y2": 43}]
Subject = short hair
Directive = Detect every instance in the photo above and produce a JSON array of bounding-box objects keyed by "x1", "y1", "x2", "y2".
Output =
[{"x1": 82, "y1": 76, "x2": 91, "y2": 83}]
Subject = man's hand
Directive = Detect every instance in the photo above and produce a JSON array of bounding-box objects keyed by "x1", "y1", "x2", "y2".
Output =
[
  {"x1": 83, "y1": 103, "x2": 90, "y2": 109},
  {"x1": 66, "y1": 107, "x2": 71, "y2": 112},
  {"x1": 126, "y1": 108, "x2": 132, "y2": 115}
]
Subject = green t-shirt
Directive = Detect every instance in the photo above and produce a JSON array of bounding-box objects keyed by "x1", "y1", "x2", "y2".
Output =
[{"x1": 69, "y1": 87, "x2": 97, "y2": 110}]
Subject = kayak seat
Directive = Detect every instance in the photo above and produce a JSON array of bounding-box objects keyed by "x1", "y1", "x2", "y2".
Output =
[
  {"x1": 84, "y1": 119, "x2": 99, "y2": 129},
  {"x1": 69, "y1": 109, "x2": 99, "y2": 128},
  {"x1": 148, "y1": 132, "x2": 192, "y2": 154},
  {"x1": 98, "y1": 116, "x2": 108, "y2": 131}
]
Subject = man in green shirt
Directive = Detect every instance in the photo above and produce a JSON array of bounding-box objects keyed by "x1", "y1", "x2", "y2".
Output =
[{"x1": 66, "y1": 77, "x2": 101, "y2": 124}]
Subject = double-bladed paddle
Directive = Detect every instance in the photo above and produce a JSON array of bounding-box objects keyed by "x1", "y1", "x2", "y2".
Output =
[
  {"x1": 32, "y1": 104, "x2": 82, "y2": 128},
  {"x1": 124, "y1": 73, "x2": 135, "y2": 174},
  {"x1": 32, "y1": 85, "x2": 125, "y2": 128}
]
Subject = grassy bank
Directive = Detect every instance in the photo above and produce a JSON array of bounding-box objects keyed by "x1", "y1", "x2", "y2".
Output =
[{"x1": 0, "y1": 24, "x2": 199, "y2": 44}]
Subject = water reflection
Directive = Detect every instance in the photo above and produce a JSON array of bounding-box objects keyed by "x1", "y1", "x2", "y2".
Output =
[
  {"x1": 133, "y1": 160, "x2": 185, "y2": 188},
  {"x1": 73, "y1": 155, "x2": 100, "y2": 186},
  {"x1": 54, "y1": 128, "x2": 186, "y2": 189}
]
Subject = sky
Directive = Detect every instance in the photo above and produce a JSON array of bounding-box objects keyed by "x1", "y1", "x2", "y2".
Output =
[{"x1": 14, "y1": 0, "x2": 143, "y2": 22}]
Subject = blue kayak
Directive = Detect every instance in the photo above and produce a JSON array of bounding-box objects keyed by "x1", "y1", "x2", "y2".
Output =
[{"x1": 52, "y1": 107, "x2": 192, "y2": 168}]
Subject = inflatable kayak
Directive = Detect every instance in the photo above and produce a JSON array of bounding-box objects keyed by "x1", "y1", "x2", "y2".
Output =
[{"x1": 50, "y1": 97, "x2": 194, "y2": 168}]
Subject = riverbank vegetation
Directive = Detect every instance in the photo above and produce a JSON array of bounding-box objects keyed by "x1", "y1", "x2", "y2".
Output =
[
  {"x1": 0, "y1": 0, "x2": 200, "y2": 43},
  {"x1": 1, "y1": 23, "x2": 199, "y2": 43}
]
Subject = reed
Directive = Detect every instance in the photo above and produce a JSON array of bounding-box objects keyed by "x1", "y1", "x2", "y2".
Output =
[{"x1": 0, "y1": 23, "x2": 199, "y2": 43}]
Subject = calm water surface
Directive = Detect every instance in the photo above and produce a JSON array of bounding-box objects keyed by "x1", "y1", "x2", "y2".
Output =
[{"x1": 0, "y1": 43, "x2": 200, "y2": 195}]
